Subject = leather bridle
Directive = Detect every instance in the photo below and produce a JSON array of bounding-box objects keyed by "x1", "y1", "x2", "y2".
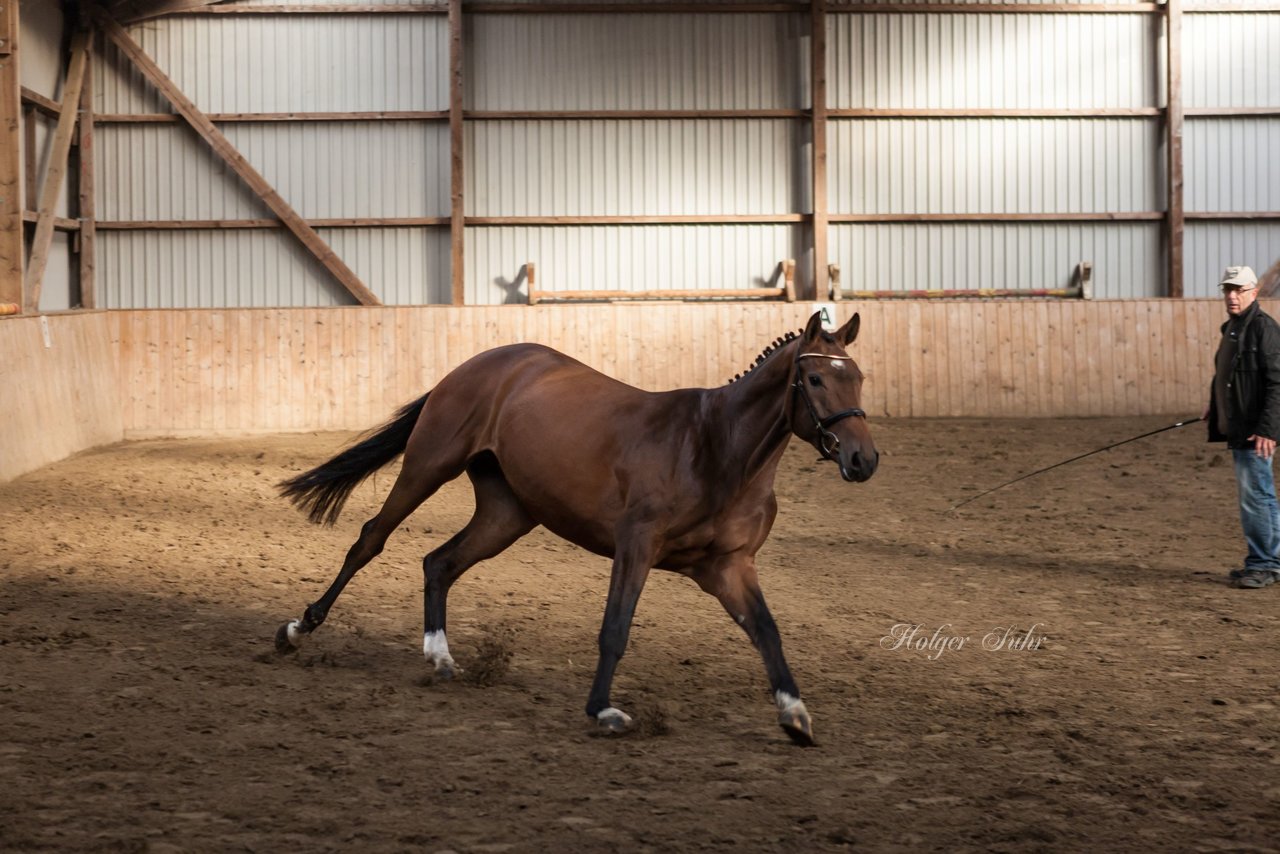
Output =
[{"x1": 791, "y1": 353, "x2": 866, "y2": 460}]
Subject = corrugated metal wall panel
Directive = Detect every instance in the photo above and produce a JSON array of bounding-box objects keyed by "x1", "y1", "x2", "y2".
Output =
[
  {"x1": 97, "y1": 123, "x2": 450, "y2": 219},
  {"x1": 95, "y1": 17, "x2": 449, "y2": 114},
  {"x1": 1181, "y1": 14, "x2": 1280, "y2": 296},
  {"x1": 828, "y1": 13, "x2": 1157, "y2": 109},
  {"x1": 465, "y1": 225, "x2": 808, "y2": 305},
  {"x1": 99, "y1": 228, "x2": 450, "y2": 308},
  {"x1": 468, "y1": 120, "x2": 806, "y2": 216},
  {"x1": 831, "y1": 222, "x2": 1163, "y2": 298},
  {"x1": 829, "y1": 118, "x2": 1161, "y2": 214},
  {"x1": 1185, "y1": 118, "x2": 1280, "y2": 214},
  {"x1": 98, "y1": 125, "x2": 270, "y2": 220},
  {"x1": 1186, "y1": 224, "x2": 1280, "y2": 299},
  {"x1": 468, "y1": 14, "x2": 807, "y2": 110},
  {"x1": 1184, "y1": 14, "x2": 1280, "y2": 109}
]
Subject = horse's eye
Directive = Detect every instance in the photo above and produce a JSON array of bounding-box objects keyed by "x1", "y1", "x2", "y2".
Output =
[{"x1": 807, "y1": 374, "x2": 823, "y2": 387}]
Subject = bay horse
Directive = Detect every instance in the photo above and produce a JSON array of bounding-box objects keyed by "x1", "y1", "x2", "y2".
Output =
[{"x1": 275, "y1": 310, "x2": 878, "y2": 745}]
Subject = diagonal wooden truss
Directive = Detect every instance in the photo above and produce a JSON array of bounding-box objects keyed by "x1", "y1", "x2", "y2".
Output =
[{"x1": 91, "y1": 7, "x2": 380, "y2": 305}]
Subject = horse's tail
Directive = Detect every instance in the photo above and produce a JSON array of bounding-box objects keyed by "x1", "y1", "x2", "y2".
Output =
[{"x1": 278, "y1": 393, "x2": 429, "y2": 527}]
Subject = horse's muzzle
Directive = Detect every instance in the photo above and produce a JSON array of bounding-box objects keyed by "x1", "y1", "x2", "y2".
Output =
[{"x1": 838, "y1": 449, "x2": 879, "y2": 483}]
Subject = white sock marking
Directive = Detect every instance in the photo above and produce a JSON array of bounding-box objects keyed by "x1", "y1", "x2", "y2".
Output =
[
  {"x1": 596, "y1": 707, "x2": 633, "y2": 729},
  {"x1": 775, "y1": 690, "x2": 803, "y2": 713},
  {"x1": 285, "y1": 620, "x2": 305, "y2": 647},
  {"x1": 423, "y1": 630, "x2": 456, "y2": 671}
]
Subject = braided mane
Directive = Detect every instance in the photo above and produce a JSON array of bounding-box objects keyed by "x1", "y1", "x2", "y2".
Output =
[{"x1": 727, "y1": 329, "x2": 803, "y2": 384}]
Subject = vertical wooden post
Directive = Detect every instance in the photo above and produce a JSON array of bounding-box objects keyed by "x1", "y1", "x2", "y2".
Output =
[
  {"x1": 1165, "y1": 0, "x2": 1184, "y2": 298},
  {"x1": 810, "y1": 0, "x2": 829, "y2": 303},
  {"x1": 0, "y1": 0, "x2": 22, "y2": 311},
  {"x1": 449, "y1": 0, "x2": 465, "y2": 305},
  {"x1": 829, "y1": 263, "x2": 841, "y2": 301},
  {"x1": 525, "y1": 261, "x2": 537, "y2": 305},
  {"x1": 25, "y1": 27, "x2": 90, "y2": 312},
  {"x1": 22, "y1": 105, "x2": 34, "y2": 204},
  {"x1": 78, "y1": 33, "x2": 95, "y2": 308}
]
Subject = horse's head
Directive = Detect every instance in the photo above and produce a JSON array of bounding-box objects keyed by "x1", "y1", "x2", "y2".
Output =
[{"x1": 789, "y1": 311, "x2": 879, "y2": 483}]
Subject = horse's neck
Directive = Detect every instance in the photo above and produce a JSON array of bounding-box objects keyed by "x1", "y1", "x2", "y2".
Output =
[{"x1": 710, "y1": 343, "x2": 797, "y2": 482}]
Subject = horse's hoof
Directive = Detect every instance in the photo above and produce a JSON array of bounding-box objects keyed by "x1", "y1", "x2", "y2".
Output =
[
  {"x1": 776, "y1": 693, "x2": 816, "y2": 747},
  {"x1": 274, "y1": 620, "x2": 303, "y2": 654},
  {"x1": 434, "y1": 662, "x2": 459, "y2": 681},
  {"x1": 595, "y1": 707, "x2": 634, "y2": 735}
]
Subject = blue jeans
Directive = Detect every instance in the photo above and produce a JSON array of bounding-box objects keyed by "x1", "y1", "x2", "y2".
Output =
[{"x1": 1232, "y1": 449, "x2": 1280, "y2": 571}]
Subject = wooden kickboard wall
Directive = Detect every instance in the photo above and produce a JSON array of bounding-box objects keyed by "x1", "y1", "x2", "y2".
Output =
[
  {"x1": 1, "y1": 300, "x2": 1235, "y2": 479},
  {"x1": 1, "y1": 312, "x2": 123, "y2": 481},
  {"x1": 106, "y1": 300, "x2": 1226, "y2": 438}
]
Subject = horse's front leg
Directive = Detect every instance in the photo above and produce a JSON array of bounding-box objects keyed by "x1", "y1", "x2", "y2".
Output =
[
  {"x1": 695, "y1": 555, "x2": 814, "y2": 747},
  {"x1": 585, "y1": 532, "x2": 656, "y2": 734}
]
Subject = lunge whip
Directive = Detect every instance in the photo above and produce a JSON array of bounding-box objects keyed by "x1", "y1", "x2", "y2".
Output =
[{"x1": 948, "y1": 416, "x2": 1205, "y2": 511}]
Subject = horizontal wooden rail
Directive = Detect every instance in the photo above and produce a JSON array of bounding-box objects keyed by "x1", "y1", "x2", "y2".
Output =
[
  {"x1": 829, "y1": 3, "x2": 1161, "y2": 12},
  {"x1": 1186, "y1": 107, "x2": 1280, "y2": 117},
  {"x1": 468, "y1": 109, "x2": 807, "y2": 120},
  {"x1": 96, "y1": 110, "x2": 449, "y2": 123},
  {"x1": 97, "y1": 109, "x2": 807, "y2": 123},
  {"x1": 468, "y1": 214, "x2": 808, "y2": 225},
  {"x1": 172, "y1": 3, "x2": 809, "y2": 15},
  {"x1": 1185, "y1": 211, "x2": 1280, "y2": 221},
  {"x1": 830, "y1": 212, "x2": 1165, "y2": 223},
  {"x1": 91, "y1": 211, "x2": 1280, "y2": 232},
  {"x1": 160, "y1": 0, "x2": 1280, "y2": 14},
  {"x1": 527, "y1": 258, "x2": 796, "y2": 305},
  {"x1": 830, "y1": 108, "x2": 1163, "y2": 118},
  {"x1": 95, "y1": 217, "x2": 449, "y2": 230},
  {"x1": 529, "y1": 287, "x2": 793, "y2": 304},
  {"x1": 23, "y1": 211, "x2": 80, "y2": 232},
  {"x1": 829, "y1": 260, "x2": 1093, "y2": 301},
  {"x1": 20, "y1": 87, "x2": 61, "y2": 118},
  {"x1": 92, "y1": 107, "x2": 1280, "y2": 125}
]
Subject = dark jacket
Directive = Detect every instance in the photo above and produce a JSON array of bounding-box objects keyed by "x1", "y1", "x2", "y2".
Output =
[{"x1": 1208, "y1": 301, "x2": 1280, "y2": 447}]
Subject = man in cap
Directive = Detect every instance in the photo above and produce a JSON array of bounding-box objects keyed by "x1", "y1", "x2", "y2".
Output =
[{"x1": 1207, "y1": 265, "x2": 1280, "y2": 589}]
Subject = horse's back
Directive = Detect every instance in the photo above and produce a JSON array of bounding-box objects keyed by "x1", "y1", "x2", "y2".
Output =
[{"x1": 415, "y1": 342, "x2": 707, "y2": 552}]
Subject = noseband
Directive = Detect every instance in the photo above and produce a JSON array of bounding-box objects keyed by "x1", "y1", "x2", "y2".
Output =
[{"x1": 791, "y1": 353, "x2": 866, "y2": 460}]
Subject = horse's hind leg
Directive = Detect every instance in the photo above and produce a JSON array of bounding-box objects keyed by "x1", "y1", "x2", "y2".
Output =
[
  {"x1": 694, "y1": 555, "x2": 814, "y2": 747},
  {"x1": 585, "y1": 526, "x2": 657, "y2": 734},
  {"x1": 421, "y1": 453, "x2": 535, "y2": 679},
  {"x1": 275, "y1": 459, "x2": 461, "y2": 653}
]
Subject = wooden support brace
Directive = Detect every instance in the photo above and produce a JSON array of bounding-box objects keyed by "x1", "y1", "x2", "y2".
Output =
[
  {"x1": 525, "y1": 262, "x2": 537, "y2": 305},
  {"x1": 25, "y1": 28, "x2": 91, "y2": 313},
  {"x1": 1073, "y1": 261, "x2": 1094, "y2": 300},
  {"x1": 829, "y1": 264, "x2": 841, "y2": 301},
  {"x1": 782, "y1": 259, "x2": 796, "y2": 302},
  {"x1": 93, "y1": 9, "x2": 381, "y2": 306}
]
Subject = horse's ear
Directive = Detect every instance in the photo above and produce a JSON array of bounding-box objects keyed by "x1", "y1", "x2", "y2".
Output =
[
  {"x1": 802, "y1": 310, "x2": 825, "y2": 342},
  {"x1": 837, "y1": 312, "x2": 861, "y2": 346}
]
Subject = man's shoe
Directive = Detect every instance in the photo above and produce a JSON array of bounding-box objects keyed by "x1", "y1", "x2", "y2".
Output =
[
  {"x1": 1235, "y1": 569, "x2": 1278, "y2": 589},
  {"x1": 1229, "y1": 568, "x2": 1246, "y2": 579}
]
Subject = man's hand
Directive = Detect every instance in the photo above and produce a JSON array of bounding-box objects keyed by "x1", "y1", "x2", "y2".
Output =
[{"x1": 1249, "y1": 434, "x2": 1276, "y2": 460}]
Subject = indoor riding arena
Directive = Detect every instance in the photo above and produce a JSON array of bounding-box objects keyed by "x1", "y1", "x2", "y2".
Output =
[{"x1": 3, "y1": 1, "x2": 1279, "y2": 851}]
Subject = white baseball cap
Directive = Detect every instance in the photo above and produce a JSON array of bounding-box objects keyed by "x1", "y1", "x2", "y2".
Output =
[{"x1": 1220, "y1": 265, "x2": 1258, "y2": 289}]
